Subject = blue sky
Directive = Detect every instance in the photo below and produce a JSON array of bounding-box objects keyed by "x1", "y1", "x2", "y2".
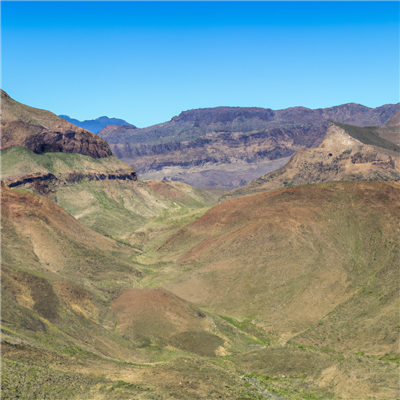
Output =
[{"x1": 1, "y1": 2, "x2": 399, "y2": 128}]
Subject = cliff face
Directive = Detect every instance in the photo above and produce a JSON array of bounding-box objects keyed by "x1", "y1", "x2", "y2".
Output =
[
  {"x1": 21, "y1": 127, "x2": 112, "y2": 158},
  {"x1": 98, "y1": 103, "x2": 400, "y2": 188},
  {"x1": 1, "y1": 90, "x2": 112, "y2": 158},
  {"x1": 111, "y1": 124, "x2": 328, "y2": 173}
]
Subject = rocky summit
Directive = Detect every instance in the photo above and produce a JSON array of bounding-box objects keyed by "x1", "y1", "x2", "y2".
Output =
[
  {"x1": 1, "y1": 90, "x2": 112, "y2": 158},
  {"x1": 222, "y1": 120, "x2": 400, "y2": 201}
]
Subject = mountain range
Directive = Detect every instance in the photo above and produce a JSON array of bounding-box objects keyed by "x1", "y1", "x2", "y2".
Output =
[
  {"x1": 98, "y1": 103, "x2": 400, "y2": 188},
  {"x1": 58, "y1": 115, "x2": 135, "y2": 134},
  {"x1": 1, "y1": 91, "x2": 399, "y2": 400}
]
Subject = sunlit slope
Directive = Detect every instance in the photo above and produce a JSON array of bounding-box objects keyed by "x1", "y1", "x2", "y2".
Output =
[
  {"x1": 379, "y1": 109, "x2": 400, "y2": 145},
  {"x1": 336, "y1": 109, "x2": 400, "y2": 147},
  {"x1": 1, "y1": 184, "x2": 145, "y2": 362},
  {"x1": 158, "y1": 181, "x2": 399, "y2": 355},
  {"x1": 56, "y1": 179, "x2": 221, "y2": 248},
  {"x1": 1, "y1": 184, "x2": 145, "y2": 300},
  {"x1": 1, "y1": 146, "x2": 136, "y2": 183}
]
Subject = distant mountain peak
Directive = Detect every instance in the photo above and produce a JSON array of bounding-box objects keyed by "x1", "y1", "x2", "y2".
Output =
[{"x1": 58, "y1": 115, "x2": 135, "y2": 134}]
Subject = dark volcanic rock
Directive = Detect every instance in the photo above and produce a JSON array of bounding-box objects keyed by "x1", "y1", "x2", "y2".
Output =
[{"x1": 23, "y1": 128, "x2": 112, "y2": 158}]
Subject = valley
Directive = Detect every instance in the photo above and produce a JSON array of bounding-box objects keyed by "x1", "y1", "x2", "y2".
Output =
[{"x1": 1, "y1": 92, "x2": 399, "y2": 399}]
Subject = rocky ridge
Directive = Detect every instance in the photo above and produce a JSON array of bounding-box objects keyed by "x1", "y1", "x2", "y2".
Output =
[
  {"x1": 98, "y1": 103, "x2": 400, "y2": 188},
  {"x1": 1, "y1": 90, "x2": 112, "y2": 158},
  {"x1": 1, "y1": 146, "x2": 138, "y2": 199},
  {"x1": 222, "y1": 123, "x2": 400, "y2": 201}
]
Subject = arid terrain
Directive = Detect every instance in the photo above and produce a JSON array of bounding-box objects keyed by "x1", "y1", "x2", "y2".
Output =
[
  {"x1": 222, "y1": 115, "x2": 400, "y2": 201},
  {"x1": 98, "y1": 103, "x2": 400, "y2": 188},
  {"x1": 1, "y1": 92, "x2": 399, "y2": 399}
]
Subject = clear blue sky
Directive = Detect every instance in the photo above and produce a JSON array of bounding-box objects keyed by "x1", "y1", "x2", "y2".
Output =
[{"x1": 1, "y1": 1, "x2": 399, "y2": 128}]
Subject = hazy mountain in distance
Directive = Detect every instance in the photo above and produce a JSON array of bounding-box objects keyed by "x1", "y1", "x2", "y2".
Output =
[{"x1": 59, "y1": 115, "x2": 135, "y2": 134}]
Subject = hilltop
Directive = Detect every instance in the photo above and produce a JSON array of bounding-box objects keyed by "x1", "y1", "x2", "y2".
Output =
[
  {"x1": 222, "y1": 121, "x2": 400, "y2": 201},
  {"x1": 98, "y1": 103, "x2": 400, "y2": 188},
  {"x1": 1, "y1": 90, "x2": 112, "y2": 158}
]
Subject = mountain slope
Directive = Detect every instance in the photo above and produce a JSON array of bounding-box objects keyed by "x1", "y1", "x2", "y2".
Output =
[
  {"x1": 222, "y1": 123, "x2": 400, "y2": 201},
  {"x1": 1, "y1": 90, "x2": 112, "y2": 158},
  {"x1": 156, "y1": 181, "x2": 399, "y2": 356},
  {"x1": 1, "y1": 146, "x2": 223, "y2": 248},
  {"x1": 1, "y1": 185, "x2": 283, "y2": 400},
  {"x1": 377, "y1": 109, "x2": 400, "y2": 145},
  {"x1": 59, "y1": 115, "x2": 135, "y2": 134},
  {"x1": 98, "y1": 103, "x2": 400, "y2": 188}
]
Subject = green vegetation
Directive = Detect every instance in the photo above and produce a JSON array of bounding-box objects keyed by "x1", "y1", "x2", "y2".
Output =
[
  {"x1": 1, "y1": 146, "x2": 133, "y2": 181},
  {"x1": 2, "y1": 171, "x2": 399, "y2": 399}
]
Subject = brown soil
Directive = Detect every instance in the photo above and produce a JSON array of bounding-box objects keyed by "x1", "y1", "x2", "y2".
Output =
[
  {"x1": 112, "y1": 288, "x2": 223, "y2": 356},
  {"x1": 158, "y1": 181, "x2": 400, "y2": 353}
]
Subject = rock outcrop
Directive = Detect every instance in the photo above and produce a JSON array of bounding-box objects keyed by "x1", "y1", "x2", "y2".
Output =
[
  {"x1": 1, "y1": 90, "x2": 112, "y2": 158},
  {"x1": 221, "y1": 124, "x2": 400, "y2": 201},
  {"x1": 1, "y1": 145, "x2": 138, "y2": 197}
]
